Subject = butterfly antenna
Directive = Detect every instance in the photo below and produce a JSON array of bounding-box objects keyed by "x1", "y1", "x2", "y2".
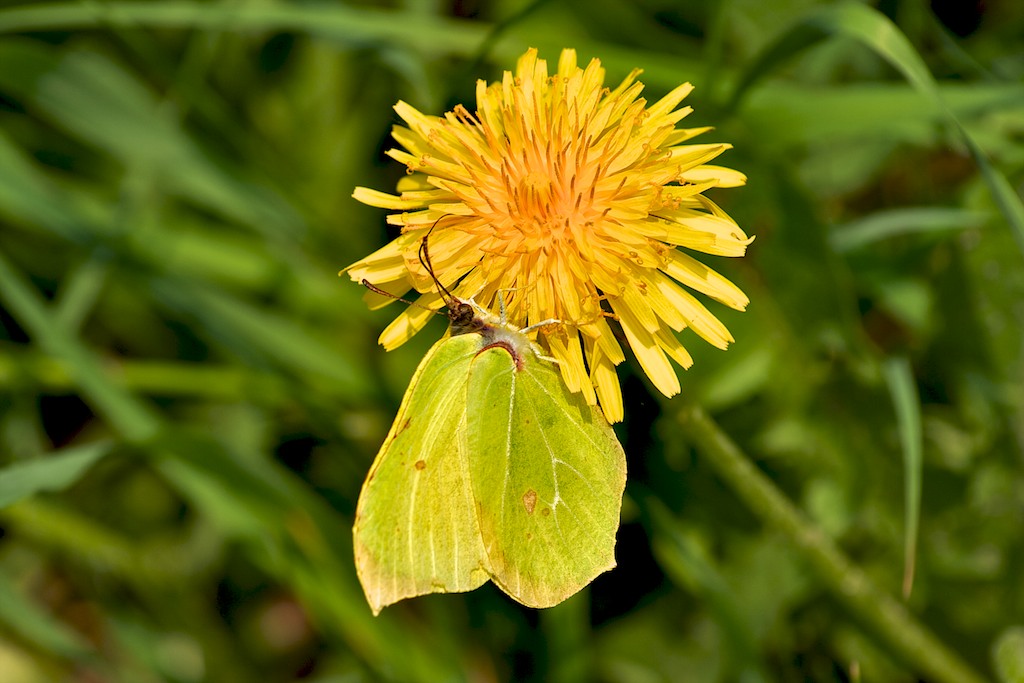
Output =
[
  {"x1": 417, "y1": 218, "x2": 480, "y2": 334},
  {"x1": 360, "y1": 279, "x2": 448, "y2": 318},
  {"x1": 418, "y1": 219, "x2": 458, "y2": 309}
]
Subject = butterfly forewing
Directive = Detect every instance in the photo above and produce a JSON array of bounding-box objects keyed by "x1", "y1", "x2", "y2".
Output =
[
  {"x1": 353, "y1": 335, "x2": 490, "y2": 614},
  {"x1": 465, "y1": 345, "x2": 627, "y2": 608}
]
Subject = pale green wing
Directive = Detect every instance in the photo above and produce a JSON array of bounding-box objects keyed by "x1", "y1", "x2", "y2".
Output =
[
  {"x1": 353, "y1": 334, "x2": 490, "y2": 615},
  {"x1": 465, "y1": 346, "x2": 627, "y2": 608}
]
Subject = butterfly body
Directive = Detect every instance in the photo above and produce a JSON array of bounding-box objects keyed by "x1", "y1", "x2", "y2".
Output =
[{"x1": 353, "y1": 303, "x2": 626, "y2": 614}]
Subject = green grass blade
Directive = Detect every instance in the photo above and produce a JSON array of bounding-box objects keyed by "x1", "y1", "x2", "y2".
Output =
[
  {"x1": 154, "y1": 429, "x2": 464, "y2": 682},
  {"x1": 540, "y1": 592, "x2": 592, "y2": 683},
  {"x1": 831, "y1": 208, "x2": 989, "y2": 252},
  {"x1": 0, "y1": 40, "x2": 302, "y2": 239},
  {"x1": 675, "y1": 403, "x2": 986, "y2": 683},
  {"x1": 0, "y1": 131, "x2": 90, "y2": 243},
  {"x1": 882, "y1": 357, "x2": 923, "y2": 600},
  {"x1": 645, "y1": 495, "x2": 768, "y2": 683},
  {"x1": 150, "y1": 278, "x2": 371, "y2": 397},
  {"x1": 0, "y1": 2, "x2": 715, "y2": 91},
  {"x1": 727, "y1": 2, "x2": 939, "y2": 112},
  {"x1": 4, "y1": 501, "x2": 147, "y2": 580},
  {"x1": 0, "y1": 250, "x2": 161, "y2": 442},
  {"x1": 961, "y1": 133, "x2": 1024, "y2": 257},
  {"x1": 728, "y1": 1, "x2": 1024, "y2": 259},
  {"x1": 993, "y1": 626, "x2": 1024, "y2": 683},
  {"x1": 0, "y1": 2, "x2": 487, "y2": 55},
  {"x1": 742, "y1": 82, "x2": 1024, "y2": 152},
  {"x1": 0, "y1": 441, "x2": 113, "y2": 510},
  {"x1": 54, "y1": 259, "x2": 111, "y2": 332},
  {"x1": 0, "y1": 349, "x2": 290, "y2": 402},
  {"x1": 0, "y1": 567, "x2": 94, "y2": 660}
]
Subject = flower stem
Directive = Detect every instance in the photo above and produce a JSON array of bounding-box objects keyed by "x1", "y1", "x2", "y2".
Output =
[{"x1": 675, "y1": 402, "x2": 989, "y2": 683}]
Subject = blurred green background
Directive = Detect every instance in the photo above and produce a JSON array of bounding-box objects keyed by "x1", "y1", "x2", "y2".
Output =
[{"x1": 1, "y1": 0, "x2": 1023, "y2": 681}]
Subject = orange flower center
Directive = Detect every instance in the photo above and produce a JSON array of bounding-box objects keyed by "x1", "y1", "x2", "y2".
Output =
[{"x1": 496, "y1": 162, "x2": 609, "y2": 263}]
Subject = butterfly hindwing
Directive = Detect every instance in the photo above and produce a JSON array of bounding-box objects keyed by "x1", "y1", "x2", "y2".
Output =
[{"x1": 465, "y1": 345, "x2": 627, "y2": 608}]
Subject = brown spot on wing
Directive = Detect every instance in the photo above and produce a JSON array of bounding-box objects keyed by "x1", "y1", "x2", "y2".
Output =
[
  {"x1": 395, "y1": 418, "x2": 412, "y2": 436},
  {"x1": 523, "y1": 489, "x2": 538, "y2": 514},
  {"x1": 414, "y1": 460, "x2": 426, "y2": 470},
  {"x1": 540, "y1": 507, "x2": 550, "y2": 517}
]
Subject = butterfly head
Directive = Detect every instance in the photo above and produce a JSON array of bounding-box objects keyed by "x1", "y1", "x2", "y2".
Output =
[{"x1": 448, "y1": 301, "x2": 480, "y2": 336}]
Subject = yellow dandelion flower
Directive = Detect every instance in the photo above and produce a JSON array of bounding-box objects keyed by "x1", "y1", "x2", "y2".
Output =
[{"x1": 345, "y1": 48, "x2": 752, "y2": 423}]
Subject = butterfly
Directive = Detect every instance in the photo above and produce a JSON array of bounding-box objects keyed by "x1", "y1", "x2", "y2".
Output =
[{"x1": 353, "y1": 235, "x2": 626, "y2": 614}]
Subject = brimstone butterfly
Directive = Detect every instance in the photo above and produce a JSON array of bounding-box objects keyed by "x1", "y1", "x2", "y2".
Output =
[{"x1": 353, "y1": 259, "x2": 627, "y2": 614}]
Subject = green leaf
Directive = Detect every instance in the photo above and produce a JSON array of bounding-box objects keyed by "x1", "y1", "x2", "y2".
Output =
[
  {"x1": 354, "y1": 305, "x2": 626, "y2": 614},
  {"x1": 0, "y1": 442, "x2": 113, "y2": 510}
]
